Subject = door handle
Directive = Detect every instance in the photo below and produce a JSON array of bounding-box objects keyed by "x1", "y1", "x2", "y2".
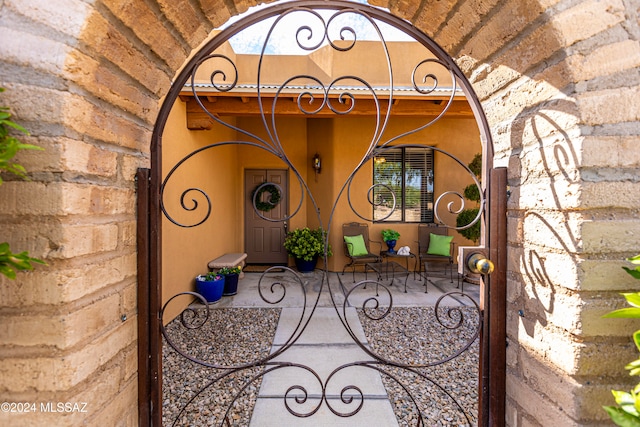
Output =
[
  {"x1": 466, "y1": 252, "x2": 495, "y2": 275},
  {"x1": 284, "y1": 222, "x2": 288, "y2": 235}
]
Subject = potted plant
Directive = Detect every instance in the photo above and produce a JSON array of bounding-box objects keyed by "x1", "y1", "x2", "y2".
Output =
[
  {"x1": 283, "y1": 227, "x2": 332, "y2": 272},
  {"x1": 218, "y1": 265, "x2": 242, "y2": 295},
  {"x1": 381, "y1": 229, "x2": 400, "y2": 254},
  {"x1": 195, "y1": 272, "x2": 225, "y2": 303}
]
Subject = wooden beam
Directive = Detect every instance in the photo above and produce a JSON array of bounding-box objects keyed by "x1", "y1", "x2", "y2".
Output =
[{"x1": 182, "y1": 95, "x2": 472, "y2": 129}]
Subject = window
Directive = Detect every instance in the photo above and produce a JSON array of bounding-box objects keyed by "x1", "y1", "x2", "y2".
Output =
[{"x1": 373, "y1": 147, "x2": 434, "y2": 222}]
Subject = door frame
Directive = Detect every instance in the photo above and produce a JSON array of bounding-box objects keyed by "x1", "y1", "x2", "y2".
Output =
[{"x1": 244, "y1": 168, "x2": 290, "y2": 265}]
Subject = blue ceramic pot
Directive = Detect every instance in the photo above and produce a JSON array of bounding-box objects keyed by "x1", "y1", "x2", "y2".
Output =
[
  {"x1": 386, "y1": 239, "x2": 397, "y2": 254},
  {"x1": 195, "y1": 275, "x2": 225, "y2": 303},
  {"x1": 222, "y1": 273, "x2": 239, "y2": 295},
  {"x1": 294, "y1": 257, "x2": 318, "y2": 273}
]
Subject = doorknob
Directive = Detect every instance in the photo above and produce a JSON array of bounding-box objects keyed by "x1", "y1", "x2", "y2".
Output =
[{"x1": 466, "y1": 252, "x2": 494, "y2": 275}]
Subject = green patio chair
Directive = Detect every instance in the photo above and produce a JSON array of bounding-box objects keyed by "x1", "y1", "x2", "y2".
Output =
[
  {"x1": 342, "y1": 222, "x2": 382, "y2": 282},
  {"x1": 417, "y1": 223, "x2": 458, "y2": 290}
]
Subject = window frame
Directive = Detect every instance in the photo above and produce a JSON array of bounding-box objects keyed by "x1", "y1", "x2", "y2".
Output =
[{"x1": 372, "y1": 147, "x2": 434, "y2": 223}]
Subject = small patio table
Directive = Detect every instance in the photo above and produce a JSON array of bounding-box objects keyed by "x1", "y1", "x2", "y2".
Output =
[
  {"x1": 364, "y1": 261, "x2": 410, "y2": 293},
  {"x1": 380, "y1": 250, "x2": 418, "y2": 280}
]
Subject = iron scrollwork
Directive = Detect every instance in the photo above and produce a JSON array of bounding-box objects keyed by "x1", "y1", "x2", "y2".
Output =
[{"x1": 160, "y1": 2, "x2": 485, "y2": 425}]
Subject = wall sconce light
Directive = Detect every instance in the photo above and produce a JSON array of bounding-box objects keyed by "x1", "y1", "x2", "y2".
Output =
[
  {"x1": 374, "y1": 156, "x2": 386, "y2": 165},
  {"x1": 312, "y1": 153, "x2": 321, "y2": 174}
]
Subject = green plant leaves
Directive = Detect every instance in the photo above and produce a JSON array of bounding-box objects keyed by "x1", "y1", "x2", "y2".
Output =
[
  {"x1": 218, "y1": 266, "x2": 241, "y2": 275},
  {"x1": 613, "y1": 390, "x2": 640, "y2": 415},
  {"x1": 603, "y1": 389, "x2": 640, "y2": 426},
  {"x1": 0, "y1": 88, "x2": 46, "y2": 279},
  {"x1": 604, "y1": 405, "x2": 640, "y2": 427},
  {"x1": 0, "y1": 242, "x2": 46, "y2": 279},
  {"x1": 0, "y1": 102, "x2": 42, "y2": 184},
  {"x1": 622, "y1": 255, "x2": 640, "y2": 280},
  {"x1": 462, "y1": 183, "x2": 480, "y2": 202},
  {"x1": 604, "y1": 294, "x2": 640, "y2": 319},
  {"x1": 604, "y1": 254, "x2": 640, "y2": 425},
  {"x1": 624, "y1": 267, "x2": 640, "y2": 280},
  {"x1": 456, "y1": 208, "x2": 481, "y2": 243},
  {"x1": 604, "y1": 308, "x2": 640, "y2": 319},
  {"x1": 283, "y1": 227, "x2": 332, "y2": 261},
  {"x1": 381, "y1": 229, "x2": 400, "y2": 241}
]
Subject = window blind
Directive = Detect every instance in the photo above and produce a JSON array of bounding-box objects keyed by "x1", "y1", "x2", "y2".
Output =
[{"x1": 373, "y1": 148, "x2": 433, "y2": 222}]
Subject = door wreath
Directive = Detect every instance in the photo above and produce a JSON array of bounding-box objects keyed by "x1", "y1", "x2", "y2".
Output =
[{"x1": 252, "y1": 184, "x2": 281, "y2": 212}]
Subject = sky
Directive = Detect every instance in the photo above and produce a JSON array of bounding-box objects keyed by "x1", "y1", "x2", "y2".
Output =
[{"x1": 219, "y1": 0, "x2": 414, "y2": 55}]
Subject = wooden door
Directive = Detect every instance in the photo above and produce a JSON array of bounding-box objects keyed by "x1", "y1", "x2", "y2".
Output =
[{"x1": 244, "y1": 169, "x2": 288, "y2": 264}]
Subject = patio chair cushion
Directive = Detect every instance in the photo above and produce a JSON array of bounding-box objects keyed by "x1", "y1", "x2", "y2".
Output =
[
  {"x1": 344, "y1": 234, "x2": 368, "y2": 256},
  {"x1": 427, "y1": 233, "x2": 453, "y2": 256}
]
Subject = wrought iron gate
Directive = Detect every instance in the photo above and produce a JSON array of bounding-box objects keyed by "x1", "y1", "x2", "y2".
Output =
[{"x1": 138, "y1": 1, "x2": 507, "y2": 425}]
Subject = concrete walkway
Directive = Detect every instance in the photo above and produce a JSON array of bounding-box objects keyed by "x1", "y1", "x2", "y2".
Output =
[
  {"x1": 250, "y1": 306, "x2": 399, "y2": 426},
  {"x1": 209, "y1": 269, "x2": 479, "y2": 426}
]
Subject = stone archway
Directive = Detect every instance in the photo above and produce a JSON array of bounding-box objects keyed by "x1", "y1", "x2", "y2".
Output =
[{"x1": 0, "y1": 0, "x2": 637, "y2": 426}]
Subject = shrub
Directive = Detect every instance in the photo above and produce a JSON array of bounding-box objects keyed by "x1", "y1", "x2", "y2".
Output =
[
  {"x1": 283, "y1": 227, "x2": 332, "y2": 261},
  {"x1": 456, "y1": 208, "x2": 481, "y2": 244},
  {"x1": 456, "y1": 153, "x2": 481, "y2": 244},
  {"x1": 603, "y1": 254, "x2": 640, "y2": 426}
]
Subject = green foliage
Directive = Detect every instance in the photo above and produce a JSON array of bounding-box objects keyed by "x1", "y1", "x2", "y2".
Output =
[
  {"x1": 199, "y1": 272, "x2": 222, "y2": 281},
  {"x1": 283, "y1": 227, "x2": 332, "y2": 261},
  {"x1": 456, "y1": 208, "x2": 481, "y2": 244},
  {"x1": 0, "y1": 88, "x2": 46, "y2": 279},
  {"x1": 0, "y1": 242, "x2": 46, "y2": 279},
  {"x1": 0, "y1": 88, "x2": 43, "y2": 184},
  {"x1": 604, "y1": 292, "x2": 640, "y2": 320},
  {"x1": 457, "y1": 153, "x2": 482, "y2": 243},
  {"x1": 623, "y1": 254, "x2": 640, "y2": 280},
  {"x1": 218, "y1": 266, "x2": 241, "y2": 275},
  {"x1": 463, "y1": 183, "x2": 480, "y2": 203},
  {"x1": 603, "y1": 254, "x2": 640, "y2": 426},
  {"x1": 467, "y1": 153, "x2": 482, "y2": 177},
  {"x1": 381, "y1": 229, "x2": 400, "y2": 242}
]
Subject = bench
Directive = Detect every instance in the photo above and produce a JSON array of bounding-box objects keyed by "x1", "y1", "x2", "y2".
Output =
[{"x1": 208, "y1": 253, "x2": 248, "y2": 278}]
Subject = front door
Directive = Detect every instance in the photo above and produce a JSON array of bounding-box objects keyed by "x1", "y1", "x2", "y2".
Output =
[{"x1": 244, "y1": 169, "x2": 288, "y2": 264}]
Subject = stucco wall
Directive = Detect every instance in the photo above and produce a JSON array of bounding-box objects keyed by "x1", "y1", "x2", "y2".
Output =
[
  {"x1": 161, "y1": 101, "x2": 240, "y2": 323},
  {"x1": 0, "y1": 0, "x2": 638, "y2": 425},
  {"x1": 161, "y1": 109, "x2": 480, "y2": 300}
]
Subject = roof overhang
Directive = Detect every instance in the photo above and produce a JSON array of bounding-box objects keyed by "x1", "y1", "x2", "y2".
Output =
[{"x1": 179, "y1": 84, "x2": 472, "y2": 130}]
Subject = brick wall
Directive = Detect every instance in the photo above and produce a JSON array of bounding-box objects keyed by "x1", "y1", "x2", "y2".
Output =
[
  {"x1": 0, "y1": 0, "x2": 638, "y2": 425},
  {"x1": 0, "y1": 0, "x2": 165, "y2": 424}
]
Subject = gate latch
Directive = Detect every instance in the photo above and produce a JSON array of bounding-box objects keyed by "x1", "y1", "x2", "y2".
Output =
[{"x1": 458, "y1": 246, "x2": 495, "y2": 275}]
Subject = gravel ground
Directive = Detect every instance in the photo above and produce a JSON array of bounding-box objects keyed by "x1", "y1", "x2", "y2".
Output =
[
  {"x1": 162, "y1": 304, "x2": 479, "y2": 426},
  {"x1": 357, "y1": 306, "x2": 480, "y2": 426},
  {"x1": 162, "y1": 307, "x2": 280, "y2": 426}
]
